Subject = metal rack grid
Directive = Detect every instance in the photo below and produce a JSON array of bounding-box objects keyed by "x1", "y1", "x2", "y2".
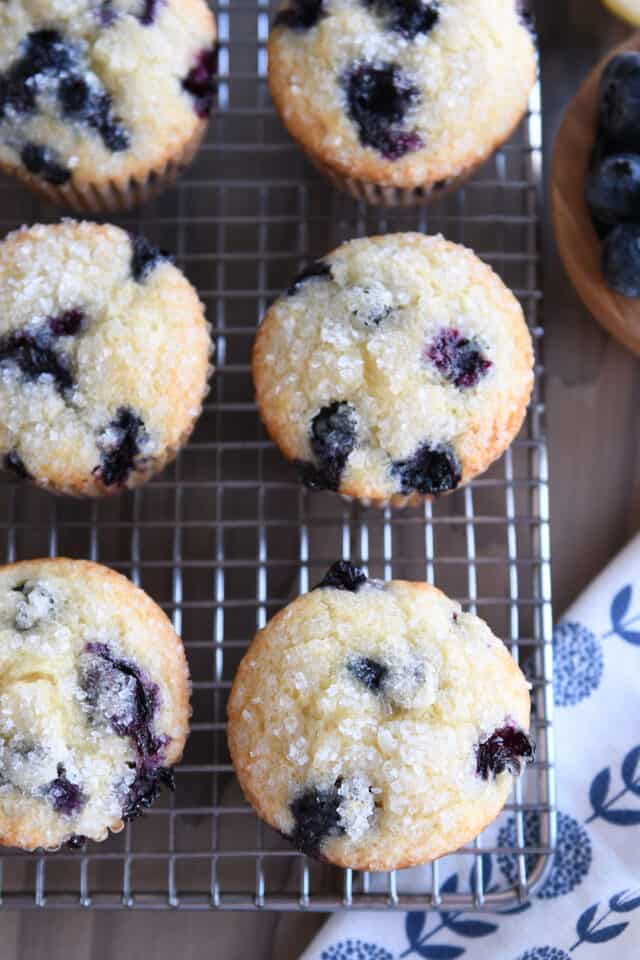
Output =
[{"x1": 0, "y1": 0, "x2": 555, "y2": 911}]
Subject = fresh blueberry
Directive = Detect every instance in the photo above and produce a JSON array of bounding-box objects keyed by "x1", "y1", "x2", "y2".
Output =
[
  {"x1": 362, "y1": 0, "x2": 439, "y2": 40},
  {"x1": 476, "y1": 724, "x2": 535, "y2": 780},
  {"x1": 426, "y1": 328, "x2": 492, "y2": 389},
  {"x1": 287, "y1": 260, "x2": 333, "y2": 296},
  {"x1": 0, "y1": 328, "x2": 74, "y2": 394},
  {"x1": 348, "y1": 656, "x2": 388, "y2": 693},
  {"x1": 97, "y1": 407, "x2": 148, "y2": 487},
  {"x1": 139, "y1": 0, "x2": 165, "y2": 25},
  {"x1": 66, "y1": 834, "x2": 88, "y2": 849},
  {"x1": 317, "y1": 560, "x2": 368, "y2": 592},
  {"x1": 299, "y1": 401, "x2": 357, "y2": 492},
  {"x1": 46, "y1": 764, "x2": 86, "y2": 816},
  {"x1": 599, "y1": 53, "x2": 640, "y2": 152},
  {"x1": 343, "y1": 61, "x2": 422, "y2": 160},
  {"x1": 586, "y1": 154, "x2": 640, "y2": 225},
  {"x1": 392, "y1": 442, "x2": 461, "y2": 496},
  {"x1": 122, "y1": 764, "x2": 175, "y2": 820},
  {"x1": 274, "y1": 0, "x2": 327, "y2": 30},
  {"x1": 21, "y1": 143, "x2": 71, "y2": 185},
  {"x1": 130, "y1": 235, "x2": 170, "y2": 282},
  {"x1": 48, "y1": 309, "x2": 85, "y2": 337},
  {"x1": 4, "y1": 451, "x2": 29, "y2": 480},
  {"x1": 289, "y1": 780, "x2": 344, "y2": 856},
  {"x1": 84, "y1": 643, "x2": 163, "y2": 759},
  {"x1": 602, "y1": 223, "x2": 640, "y2": 297},
  {"x1": 182, "y1": 47, "x2": 218, "y2": 119}
]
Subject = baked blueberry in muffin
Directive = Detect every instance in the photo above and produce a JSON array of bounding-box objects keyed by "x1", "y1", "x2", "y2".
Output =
[
  {"x1": 253, "y1": 233, "x2": 534, "y2": 507},
  {"x1": 0, "y1": 558, "x2": 190, "y2": 851},
  {"x1": 0, "y1": 0, "x2": 217, "y2": 211},
  {"x1": 228, "y1": 567, "x2": 533, "y2": 870},
  {"x1": 269, "y1": 0, "x2": 537, "y2": 204},
  {"x1": 0, "y1": 221, "x2": 211, "y2": 496}
]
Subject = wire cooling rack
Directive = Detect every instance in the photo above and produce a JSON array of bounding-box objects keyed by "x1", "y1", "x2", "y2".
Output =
[{"x1": 0, "y1": 0, "x2": 555, "y2": 911}]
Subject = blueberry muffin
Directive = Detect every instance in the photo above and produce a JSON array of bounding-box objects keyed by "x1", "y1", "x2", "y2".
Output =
[
  {"x1": 0, "y1": 220, "x2": 211, "y2": 496},
  {"x1": 228, "y1": 561, "x2": 534, "y2": 871},
  {"x1": 268, "y1": 0, "x2": 536, "y2": 205},
  {"x1": 253, "y1": 233, "x2": 533, "y2": 507},
  {"x1": 0, "y1": 558, "x2": 190, "y2": 851},
  {"x1": 0, "y1": 0, "x2": 217, "y2": 212}
]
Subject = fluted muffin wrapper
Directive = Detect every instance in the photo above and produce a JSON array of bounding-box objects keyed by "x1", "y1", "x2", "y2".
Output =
[{"x1": 2, "y1": 122, "x2": 207, "y2": 214}]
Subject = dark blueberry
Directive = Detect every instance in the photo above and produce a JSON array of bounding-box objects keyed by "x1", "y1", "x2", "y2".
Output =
[
  {"x1": 515, "y1": 0, "x2": 535, "y2": 32},
  {"x1": 21, "y1": 143, "x2": 71, "y2": 185},
  {"x1": 599, "y1": 53, "x2": 640, "y2": 153},
  {"x1": 66, "y1": 834, "x2": 88, "y2": 849},
  {"x1": 316, "y1": 560, "x2": 368, "y2": 592},
  {"x1": 0, "y1": 329, "x2": 74, "y2": 394},
  {"x1": 4, "y1": 451, "x2": 29, "y2": 480},
  {"x1": 289, "y1": 780, "x2": 344, "y2": 856},
  {"x1": 22, "y1": 30, "x2": 72, "y2": 75},
  {"x1": 48, "y1": 309, "x2": 84, "y2": 337},
  {"x1": 348, "y1": 656, "x2": 388, "y2": 693},
  {"x1": 602, "y1": 223, "x2": 640, "y2": 297},
  {"x1": 287, "y1": 260, "x2": 333, "y2": 296},
  {"x1": 343, "y1": 61, "x2": 422, "y2": 160},
  {"x1": 182, "y1": 47, "x2": 218, "y2": 119},
  {"x1": 97, "y1": 1, "x2": 118, "y2": 26},
  {"x1": 46, "y1": 764, "x2": 86, "y2": 816},
  {"x1": 58, "y1": 74, "x2": 129, "y2": 152},
  {"x1": 97, "y1": 407, "x2": 148, "y2": 487},
  {"x1": 426, "y1": 328, "x2": 492, "y2": 389},
  {"x1": 139, "y1": 0, "x2": 165, "y2": 25},
  {"x1": 362, "y1": 0, "x2": 439, "y2": 40},
  {"x1": 122, "y1": 764, "x2": 174, "y2": 820},
  {"x1": 299, "y1": 401, "x2": 357, "y2": 492},
  {"x1": 130, "y1": 235, "x2": 170, "y2": 283},
  {"x1": 476, "y1": 725, "x2": 535, "y2": 780},
  {"x1": 392, "y1": 442, "x2": 461, "y2": 496},
  {"x1": 586, "y1": 154, "x2": 640, "y2": 226},
  {"x1": 83, "y1": 642, "x2": 161, "y2": 759},
  {"x1": 274, "y1": 0, "x2": 327, "y2": 30}
]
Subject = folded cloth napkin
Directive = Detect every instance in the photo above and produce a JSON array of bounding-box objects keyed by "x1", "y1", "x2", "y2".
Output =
[{"x1": 301, "y1": 534, "x2": 640, "y2": 960}]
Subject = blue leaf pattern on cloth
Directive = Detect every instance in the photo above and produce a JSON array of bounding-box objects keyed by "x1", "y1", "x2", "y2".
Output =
[
  {"x1": 321, "y1": 942, "x2": 394, "y2": 960},
  {"x1": 587, "y1": 746, "x2": 640, "y2": 825},
  {"x1": 514, "y1": 950, "x2": 571, "y2": 960},
  {"x1": 412, "y1": 947, "x2": 465, "y2": 959},
  {"x1": 406, "y1": 912, "x2": 426, "y2": 945},
  {"x1": 609, "y1": 585, "x2": 640, "y2": 645},
  {"x1": 497, "y1": 811, "x2": 592, "y2": 898},
  {"x1": 553, "y1": 622, "x2": 604, "y2": 706},
  {"x1": 622, "y1": 746, "x2": 640, "y2": 796}
]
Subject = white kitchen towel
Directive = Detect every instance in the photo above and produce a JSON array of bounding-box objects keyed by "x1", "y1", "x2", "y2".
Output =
[{"x1": 301, "y1": 535, "x2": 640, "y2": 960}]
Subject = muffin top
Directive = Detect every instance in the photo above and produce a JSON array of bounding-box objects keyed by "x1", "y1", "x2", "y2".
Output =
[
  {"x1": 0, "y1": 0, "x2": 216, "y2": 187},
  {"x1": 269, "y1": 0, "x2": 536, "y2": 188},
  {"x1": 228, "y1": 562, "x2": 533, "y2": 871},
  {"x1": 253, "y1": 233, "x2": 533, "y2": 504},
  {"x1": 0, "y1": 220, "x2": 211, "y2": 495},
  {"x1": 0, "y1": 558, "x2": 190, "y2": 851}
]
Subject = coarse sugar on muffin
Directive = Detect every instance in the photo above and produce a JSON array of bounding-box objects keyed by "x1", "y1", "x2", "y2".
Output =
[
  {"x1": 253, "y1": 232, "x2": 534, "y2": 507},
  {"x1": 0, "y1": 558, "x2": 190, "y2": 851},
  {"x1": 227, "y1": 561, "x2": 534, "y2": 871},
  {"x1": 0, "y1": 220, "x2": 211, "y2": 496},
  {"x1": 0, "y1": 0, "x2": 217, "y2": 212},
  {"x1": 268, "y1": 0, "x2": 537, "y2": 205}
]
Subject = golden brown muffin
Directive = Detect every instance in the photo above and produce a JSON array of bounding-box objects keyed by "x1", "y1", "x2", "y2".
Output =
[
  {"x1": 268, "y1": 0, "x2": 537, "y2": 205},
  {"x1": 253, "y1": 233, "x2": 533, "y2": 507},
  {"x1": 0, "y1": 220, "x2": 212, "y2": 496},
  {"x1": 0, "y1": 558, "x2": 190, "y2": 851},
  {"x1": 228, "y1": 562, "x2": 534, "y2": 871},
  {"x1": 0, "y1": 0, "x2": 217, "y2": 211}
]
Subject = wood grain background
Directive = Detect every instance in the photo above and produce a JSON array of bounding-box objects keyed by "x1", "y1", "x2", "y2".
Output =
[{"x1": 1, "y1": 0, "x2": 639, "y2": 956}]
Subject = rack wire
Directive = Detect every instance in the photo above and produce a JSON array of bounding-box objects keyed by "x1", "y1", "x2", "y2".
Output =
[{"x1": 0, "y1": 0, "x2": 555, "y2": 911}]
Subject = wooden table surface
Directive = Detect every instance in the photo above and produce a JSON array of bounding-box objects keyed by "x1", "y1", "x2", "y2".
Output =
[{"x1": 1, "y1": 1, "x2": 639, "y2": 957}]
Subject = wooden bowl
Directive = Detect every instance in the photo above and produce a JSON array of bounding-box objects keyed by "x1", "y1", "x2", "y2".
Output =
[{"x1": 552, "y1": 32, "x2": 640, "y2": 357}]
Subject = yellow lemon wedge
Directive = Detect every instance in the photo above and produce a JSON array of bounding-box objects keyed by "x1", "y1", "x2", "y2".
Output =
[{"x1": 602, "y1": 0, "x2": 640, "y2": 25}]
